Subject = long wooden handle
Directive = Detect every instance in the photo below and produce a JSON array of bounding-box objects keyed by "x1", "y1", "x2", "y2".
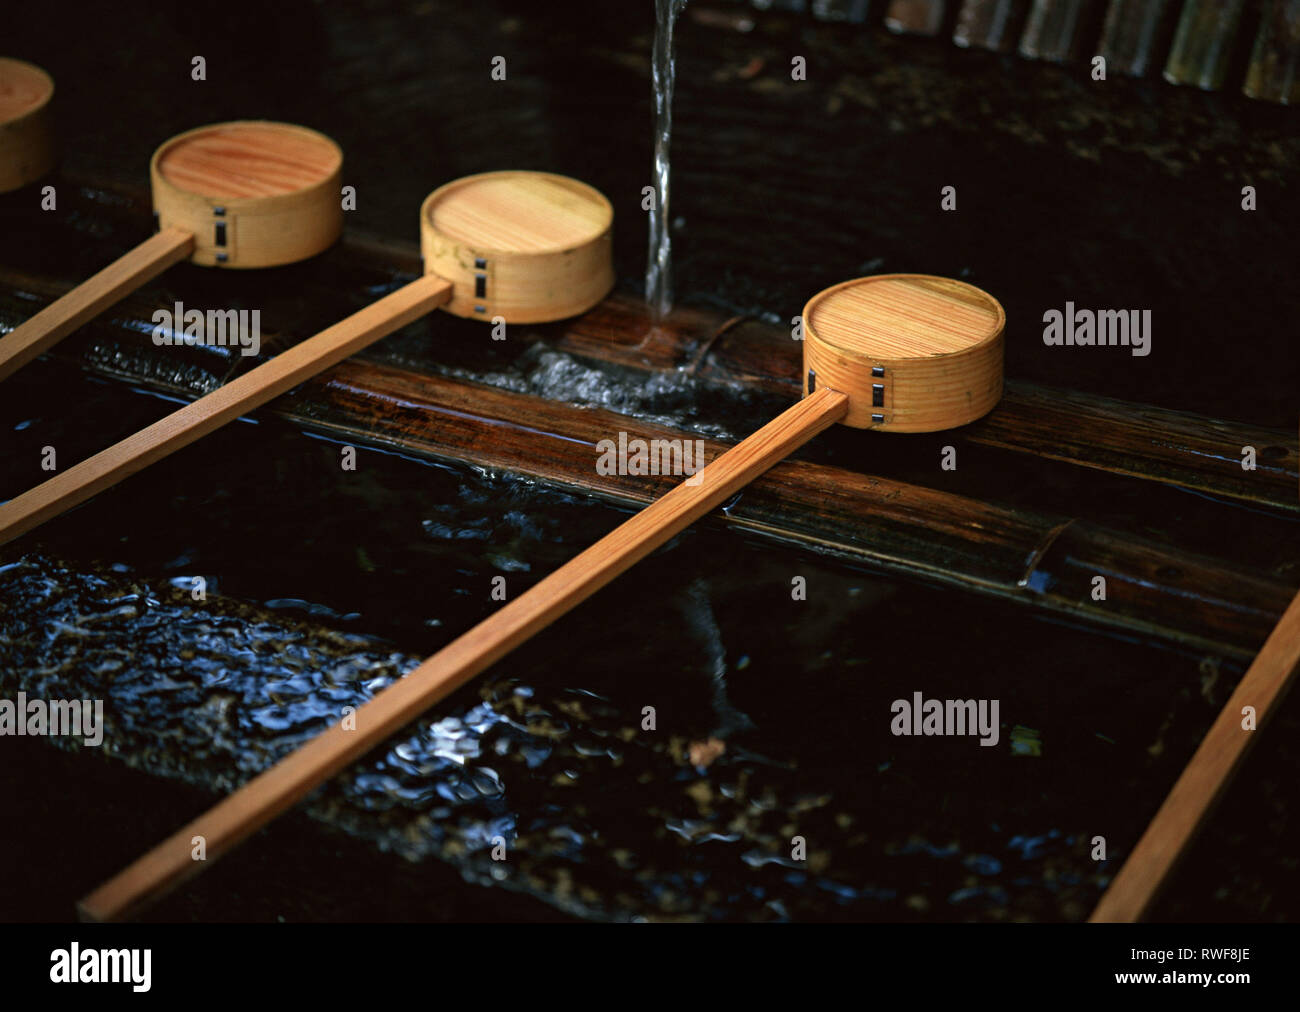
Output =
[
  {"x1": 0, "y1": 274, "x2": 453, "y2": 548},
  {"x1": 0, "y1": 228, "x2": 195, "y2": 382},
  {"x1": 1090, "y1": 586, "x2": 1300, "y2": 922},
  {"x1": 78, "y1": 387, "x2": 850, "y2": 921}
]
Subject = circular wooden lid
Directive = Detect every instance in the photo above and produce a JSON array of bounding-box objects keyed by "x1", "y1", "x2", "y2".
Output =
[
  {"x1": 0, "y1": 58, "x2": 54, "y2": 124},
  {"x1": 805, "y1": 274, "x2": 1004, "y2": 360},
  {"x1": 802, "y1": 274, "x2": 1005, "y2": 431},
  {"x1": 155, "y1": 121, "x2": 341, "y2": 200},
  {"x1": 424, "y1": 171, "x2": 612, "y2": 255}
]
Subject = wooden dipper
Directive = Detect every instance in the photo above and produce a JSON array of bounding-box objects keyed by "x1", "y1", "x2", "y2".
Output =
[
  {"x1": 0, "y1": 170, "x2": 614, "y2": 548},
  {"x1": 150, "y1": 121, "x2": 344, "y2": 269},
  {"x1": 0, "y1": 120, "x2": 343, "y2": 381},
  {"x1": 802, "y1": 274, "x2": 1004, "y2": 431},
  {"x1": 0, "y1": 57, "x2": 55, "y2": 193},
  {"x1": 420, "y1": 170, "x2": 613, "y2": 323},
  {"x1": 77, "y1": 273, "x2": 1004, "y2": 921}
]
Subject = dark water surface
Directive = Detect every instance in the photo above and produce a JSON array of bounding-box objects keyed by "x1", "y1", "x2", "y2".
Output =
[{"x1": 2, "y1": 366, "x2": 1297, "y2": 921}]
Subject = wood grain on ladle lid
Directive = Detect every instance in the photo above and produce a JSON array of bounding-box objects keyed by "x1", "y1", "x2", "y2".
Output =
[
  {"x1": 806, "y1": 274, "x2": 1004, "y2": 359},
  {"x1": 0, "y1": 58, "x2": 54, "y2": 123},
  {"x1": 425, "y1": 171, "x2": 612, "y2": 254},
  {"x1": 155, "y1": 121, "x2": 341, "y2": 200},
  {"x1": 802, "y1": 274, "x2": 1004, "y2": 431}
]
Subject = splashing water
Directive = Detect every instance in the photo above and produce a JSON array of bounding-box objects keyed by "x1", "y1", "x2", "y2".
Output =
[{"x1": 646, "y1": 0, "x2": 688, "y2": 321}]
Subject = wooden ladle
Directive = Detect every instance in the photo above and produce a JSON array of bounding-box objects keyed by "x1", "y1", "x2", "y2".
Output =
[
  {"x1": 0, "y1": 168, "x2": 614, "y2": 547},
  {"x1": 0, "y1": 120, "x2": 345, "y2": 381},
  {"x1": 78, "y1": 274, "x2": 1005, "y2": 920},
  {"x1": 0, "y1": 57, "x2": 56, "y2": 194}
]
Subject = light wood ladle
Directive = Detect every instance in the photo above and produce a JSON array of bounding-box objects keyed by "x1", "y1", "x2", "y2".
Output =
[
  {"x1": 0, "y1": 57, "x2": 56, "y2": 194},
  {"x1": 78, "y1": 274, "x2": 1006, "y2": 920},
  {"x1": 0, "y1": 120, "x2": 346, "y2": 381},
  {"x1": 0, "y1": 168, "x2": 615, "y2": 546}
]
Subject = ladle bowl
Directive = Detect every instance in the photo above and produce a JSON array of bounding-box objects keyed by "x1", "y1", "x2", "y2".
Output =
[
  {"x1": 150, "y1": 120, "x2": 343, "y2": 269},
  {"x1": 802, "y1": 273, "x2": 1004, "y2": 432},
  {"x1": 0, "y1": 57, "x2": 55, "y2": 192},
  {"x1": 420, "y1": 169, "x2": 614, "y2": 323}
]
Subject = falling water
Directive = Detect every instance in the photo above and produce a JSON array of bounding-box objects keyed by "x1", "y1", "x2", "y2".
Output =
[{"x1": 646, "y1": 0, "x2": 687, "y2": 321}]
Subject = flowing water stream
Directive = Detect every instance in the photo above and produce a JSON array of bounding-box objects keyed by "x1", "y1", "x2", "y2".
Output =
[{"x1": 645, "y1": 0, "x2": 688, "y2": 320}]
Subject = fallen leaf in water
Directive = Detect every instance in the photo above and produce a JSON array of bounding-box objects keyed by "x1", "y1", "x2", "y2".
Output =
[{"x1": 689, "y1": 737, "x2": 726, "y2": 768}]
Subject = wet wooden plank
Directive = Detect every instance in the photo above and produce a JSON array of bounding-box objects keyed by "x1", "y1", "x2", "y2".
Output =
[
  {"x1": 562, "y1": 305, "x2": 1300, "y2": 514},
  {"x1": 1, "y1": 181, "x2": 1296, "y2": 655},
  {"x1": 290, "y1": 362, "x2": 1298, "y2": 658},
  {"x1": 23, "y1": 298, "x2": 1291, "y2": 662}
]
